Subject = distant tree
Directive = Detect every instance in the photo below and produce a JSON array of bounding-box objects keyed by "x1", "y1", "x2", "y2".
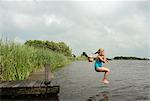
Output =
[
  {"x1": 25, "y1": 40, "x2": 72, "y2": 56},
  {"x1": 113, "y1": 56, "x2": 149, "y2": 60}
]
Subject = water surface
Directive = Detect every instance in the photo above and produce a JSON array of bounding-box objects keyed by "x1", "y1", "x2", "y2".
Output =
[{"x1": 54, "y1": 60, "x2": 150, "y2": 101}]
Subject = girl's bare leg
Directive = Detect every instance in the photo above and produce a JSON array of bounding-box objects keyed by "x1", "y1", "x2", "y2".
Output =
[
  {"x1": 104, "y1": 70, "x2": 110, "y2": 80},
  {"x1": 96, "y1": 67, "x2": 110, "y2": 83}
]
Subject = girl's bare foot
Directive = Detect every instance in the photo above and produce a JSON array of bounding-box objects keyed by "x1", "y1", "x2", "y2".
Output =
[{"x1": 101, "y1": 79, "x2": 109, "y2": 84}]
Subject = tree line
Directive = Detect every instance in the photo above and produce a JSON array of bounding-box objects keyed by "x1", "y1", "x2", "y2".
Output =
[
  {"x1": 25, "y1": 40, "x2": 72, "y2": 57},
  {"x1": 114, "y1": 56, "x2": 149, "y2": 60}
]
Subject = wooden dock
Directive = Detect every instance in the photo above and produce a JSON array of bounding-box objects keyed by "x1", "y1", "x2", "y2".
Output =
[{"x1": 0, "y1": 64, "x2": 59, "y2": 99}]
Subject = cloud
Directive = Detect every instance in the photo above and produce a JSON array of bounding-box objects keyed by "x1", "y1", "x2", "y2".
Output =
[
  {"x1": 44, "y1": 14, "x2": 61, "y2": 25},
  {"x1": 0, "y1": 0, "x2": 149, "y2": 57},
  {"x1": 12, "y1": 14, "x2": 33, "y2": 30},
  {"x1": 14, "y1": 36, "x2": 24, "y2": 43}
]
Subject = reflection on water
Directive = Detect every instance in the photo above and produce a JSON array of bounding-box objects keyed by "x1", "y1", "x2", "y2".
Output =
[
  {"x1": 1, "y1": 60, "x2": 150, "y2": 101},
  {"x1": 1, "y1": 95, "x2": 59, "y2": 101},
  {"x1": 87, "y1": 91, "x2": 109, "y2": 101},
  {"x1": 54, "y1": 60, "x2": 150, "y2": 101}
]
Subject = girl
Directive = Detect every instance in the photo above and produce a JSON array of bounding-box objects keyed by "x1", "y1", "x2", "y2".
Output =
[{"x1": 84, "y1": 48, "x2": 110, "y2": 84}]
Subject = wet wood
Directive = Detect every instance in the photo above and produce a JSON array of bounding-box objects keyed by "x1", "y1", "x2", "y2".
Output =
[
  {"x1": 13, "y1": 80, "x2": 25, "y2": 87},
  {"x1": 0, "y1": 81, "x2": 11, "y2": 88},
  {"x1": 0, "y1": 81, "x2": 59, "y2": 96},
  {"x1": 0, "y1": 64, "x2": 59, "y2": 98}
]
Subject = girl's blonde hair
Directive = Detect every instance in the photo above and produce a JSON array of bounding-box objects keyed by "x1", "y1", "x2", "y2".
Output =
[{"x1": 95, "y1": 48, "x2": 104, "y2": 55}]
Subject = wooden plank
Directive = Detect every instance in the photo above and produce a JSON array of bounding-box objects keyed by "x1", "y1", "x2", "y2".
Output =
[
  {"x1": 26, "y1": 81, "x2": 37, "y2": 87},
  {"x1": 4, "y1": 81, "x2": 21, "y2": 88},
  {"x1": 40, "y1": 80, "x2": 46, "y2": 87},
  {"x1": 44, "y1": 64, "x2": 53, "y2": 81},
  {"x1": 0, "y1": 81, "x2": 60, "y2": 96},
  {"x1": 0, "y1": 81, "x2": 7, "y2": 87},
  {"x1": 18, "y1": 80, "x2": 35, "y2": 87},
  {"x1": 33, "y1": 80, "x2": 42, "y2": 87},
  {"x1": 0, "y1": 64, "x2": 59, "y2": 96},
  {"x1": 13, "y1": 80, "x2": 25, "y2": 87},
  {"x1": 14, "y1": 80, "x2": 27, "y2": 87},
  {"x1": 0, "y1": 86, "x2": 60, "y2": 95},
  {"x1": 1, "y1": 81, "x2": 16, "y2": 88},
  {"x1": 0, "y1": 81, "x2": 6, "y2": 84},
  {"x1": 40, "y1": 80, "x2": 59, "y2": 94},
  {"x1": 2, "y1": 80, "x2": 48, "y2": 88},
  {"x1": 13, "y1": 80, "x2": 42, "y2": 88},
  {"x1": 46, "y1": 86, "x2": 60, "y2": 94},
  {"x1": 0, "y1": 81, "x2": 12, "y2": 88}
]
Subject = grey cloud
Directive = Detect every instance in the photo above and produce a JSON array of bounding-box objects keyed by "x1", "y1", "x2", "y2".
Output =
[{"x1": 0, "y1": 1, "x2": 149, "y2": 58}]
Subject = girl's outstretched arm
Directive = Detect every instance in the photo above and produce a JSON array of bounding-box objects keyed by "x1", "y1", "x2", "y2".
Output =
[
  {"x1": 98, "y1": 56, "x2": 105, "y2": 63},
  {"x1": 104, "y1": 56, "x2": 109, "y2": 63},
  {"x1": 98, "y1": 56, "x2": 109, "y2": 63},
  {"x1": 82, "y1": 52, "x2": 89, "y2": 57},
  {"x1": 82, "y1": 52, "x2": 96, "y2": 62}
]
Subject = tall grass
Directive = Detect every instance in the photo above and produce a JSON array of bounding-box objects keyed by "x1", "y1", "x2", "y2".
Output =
[{"x1": 0, "y1": 40, "x2": 69, "y2": 81}]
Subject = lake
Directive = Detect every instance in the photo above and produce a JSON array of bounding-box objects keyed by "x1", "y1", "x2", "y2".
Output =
[{"x1": 54, "y1": 60, "x2": 150, "y2": 101}]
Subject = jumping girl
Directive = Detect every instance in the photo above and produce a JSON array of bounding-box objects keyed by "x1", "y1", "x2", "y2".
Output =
[{"x1": 83, "y1": 48, "x2": 110, "y2": 84}]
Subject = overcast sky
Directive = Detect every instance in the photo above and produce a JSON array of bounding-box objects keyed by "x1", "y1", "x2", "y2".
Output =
[{"x1": 0, "y1": 0, "x2": 149, "y2": 58}]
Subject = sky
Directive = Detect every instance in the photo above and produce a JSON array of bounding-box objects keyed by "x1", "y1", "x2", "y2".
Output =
[{"x1": 0, "y1": 0, "x2": 150, "y2": 58}]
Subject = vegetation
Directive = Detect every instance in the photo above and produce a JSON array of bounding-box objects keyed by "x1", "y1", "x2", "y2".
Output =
[
  {"x1": 25, "y1": 40, "x2": 72, "y2": 57},
  {"x1": 114, "y1": 56, "x2": 149, "y2": 60},
  {"x1": 0, "y1": 40, "x2": 70, "y2": 81}
]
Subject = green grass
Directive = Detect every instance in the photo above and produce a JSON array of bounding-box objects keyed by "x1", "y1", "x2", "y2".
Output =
[{"x1": 0, "y1": 40, "x2": 70, "y2": 81}]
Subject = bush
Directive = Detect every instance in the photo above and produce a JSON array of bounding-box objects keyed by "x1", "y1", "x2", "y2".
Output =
[
  {"x1": 25, "y1": 40, "x2": 72, "y2": 57},
  {"x1": 0, "y1": 40, "x2": 69, "y2": 80}
]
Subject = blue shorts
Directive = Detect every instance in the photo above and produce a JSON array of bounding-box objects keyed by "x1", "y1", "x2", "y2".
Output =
[{"x1": 95, "y1": 60, "x2": 102, "y2": 70}]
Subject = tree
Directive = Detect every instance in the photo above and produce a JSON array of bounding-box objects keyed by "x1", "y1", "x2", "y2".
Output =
[{"x1": 25, "y1": 40, "x2": 72, "y2": 56}]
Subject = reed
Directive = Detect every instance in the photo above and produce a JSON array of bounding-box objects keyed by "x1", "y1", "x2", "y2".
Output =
[{"x1": 0, "y1": 40, "x2": 69, "y2": 80}]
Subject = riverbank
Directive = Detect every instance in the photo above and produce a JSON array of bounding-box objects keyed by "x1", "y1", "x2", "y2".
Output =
[
  {"x1": 0, "y1": 41, "x2": 71, "y2": 81},
  {"x1": 114, "y1": 56, "x2": 149, "y2": 60}
]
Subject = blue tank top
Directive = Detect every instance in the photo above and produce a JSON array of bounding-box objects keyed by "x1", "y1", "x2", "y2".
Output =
[{"x1": 95, "y1": 60, "x2": 102, "y2": 68}]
